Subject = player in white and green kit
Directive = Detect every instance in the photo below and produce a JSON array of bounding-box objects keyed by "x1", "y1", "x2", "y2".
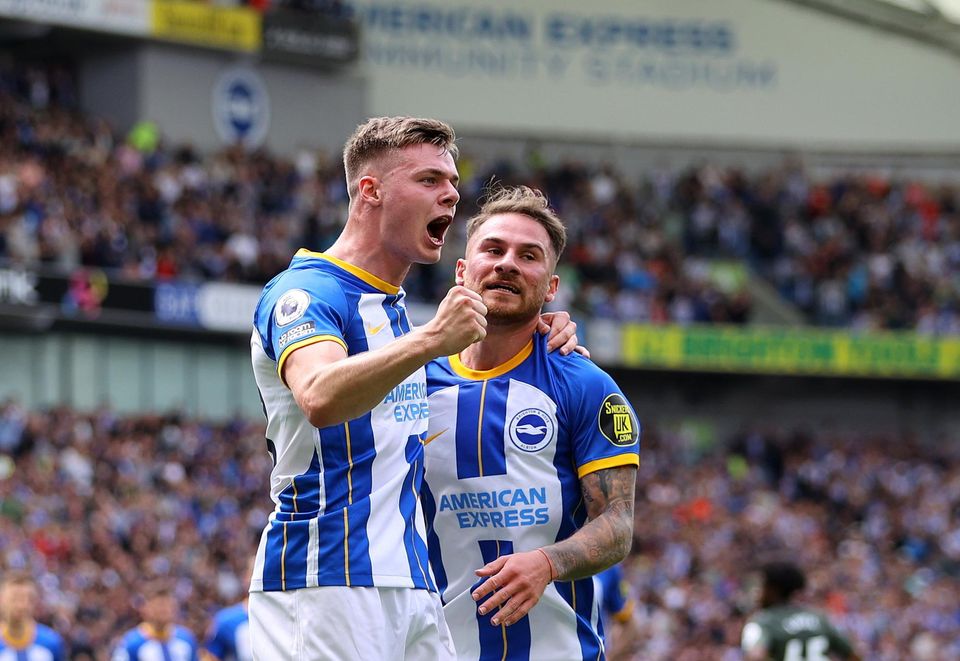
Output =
[{"x1": 742, "y1": 561, "x2": 860, "y2": 661}]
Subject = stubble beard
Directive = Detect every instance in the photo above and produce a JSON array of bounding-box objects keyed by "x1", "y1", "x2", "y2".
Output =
[{"x1": 480, "y1": 284, "x2": 549, "y2": 326}]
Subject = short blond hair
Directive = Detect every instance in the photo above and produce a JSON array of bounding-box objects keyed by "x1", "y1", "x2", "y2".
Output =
[
  {"x1": 466, "y1": 186, "x2": 567, "y2": 262},
  {"x1": 343, "y1": 116, "x2": 458, "y2": 199}
]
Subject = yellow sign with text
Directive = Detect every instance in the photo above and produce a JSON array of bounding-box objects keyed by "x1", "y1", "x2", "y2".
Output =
[
  {"x1": 622, "y1": 325, "x2": 960, "y2": 380},
  {"x1": 151, "y1": 1, "x2": 261, "y2": 52}
]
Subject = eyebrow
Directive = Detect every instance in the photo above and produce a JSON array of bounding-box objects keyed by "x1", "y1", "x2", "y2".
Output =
[
  {"x1": 417, "y1": 167, "x2": 460, "y2": 187},
  {"x1": 477, "y1": 236, "x2": 547, "y2": 255}
]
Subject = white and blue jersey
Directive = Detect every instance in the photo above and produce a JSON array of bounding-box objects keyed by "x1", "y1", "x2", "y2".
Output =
[
  {"x1": 0, "y1": 623, "x2": 65, "y2": 661},
  {"x1": 422, "y1": 335, "x2": 641, "y2": 661},
  {"x1": 250, "y1": 249, "x2": 434, "y2": 592},
  {"x1": 111, "y1": 625, "x2": 198, "y2": 661},
  {"x1": 203, "y1": 603, "x2": 250, "y2": 661}
]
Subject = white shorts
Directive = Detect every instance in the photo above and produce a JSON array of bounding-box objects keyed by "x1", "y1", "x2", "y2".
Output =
[{"x1": 249, "y1": 586, "x2": 456, "y2": 661}]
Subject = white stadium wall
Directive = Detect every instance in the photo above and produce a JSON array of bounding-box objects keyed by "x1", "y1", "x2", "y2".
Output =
[
  {"x1": 346, "y1": 0, "x2": 960, "y2": 151},
  {"x1": 68, "y1": 0, "x2": 960, "y2": 157},
  {"x1": 138, "y1": 45, "x2": 368, "y2": 155}
]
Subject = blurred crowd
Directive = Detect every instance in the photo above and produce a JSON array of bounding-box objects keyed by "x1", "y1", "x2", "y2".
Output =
[
  {"x1": 2, "y1": 398, "x2": 958, "y2": 659},
  {"x1": 0, "y1": 400, "x2": 269, "y2": 658},
  {"x1": 2, "y1": 63, "x2": 960, "y2": 333},
  {"x1": 620, "y1": 423, "x2": 960, "y2": 660}
]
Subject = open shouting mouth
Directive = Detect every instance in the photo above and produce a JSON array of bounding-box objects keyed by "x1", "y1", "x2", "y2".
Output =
[{"x1": 427, "y1": 215, "x2": 453, "y2": 246}]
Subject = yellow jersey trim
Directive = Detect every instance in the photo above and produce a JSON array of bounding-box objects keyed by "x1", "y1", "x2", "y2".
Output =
[
  {"x1": 449, "y1": 340, "x2": 533, "y2": 380},
  {"x1": 613, "y1": 599, "x2": 636, "y2": 623},
  {"x1": 577, "y1": 454, "x2": 639, "y2": 479},
  {"x1": 477, "y1": 381, "x2": 488, "y2": 476},
  {"x1": 277, "y1": 335, "x2": 347, "y2": 384},
  {"x1": 1, "y1": 622, "x2": 35, "y2": 649},
  {"x1": 295, "y1": 249, "x2": 401, "y2": 295},
  {"x1": 139, "y1": 623, "x2": 172, "y2": 642}
]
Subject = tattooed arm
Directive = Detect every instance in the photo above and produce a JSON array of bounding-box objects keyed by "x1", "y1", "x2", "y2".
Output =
[
  {"x1": 543, "y1": 465, "x2": 637, "y2": 580},
  {"x1": 471, "y1": 465, "x2": 637, "y2": 626}
]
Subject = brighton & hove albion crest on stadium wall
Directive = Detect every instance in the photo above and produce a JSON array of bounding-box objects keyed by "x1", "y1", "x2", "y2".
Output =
[
  {"x1": 212, "y1": 68, "x2": 271, "y2": 148},
  {"x1": 509, "y1": 408, "x2": 556, "y2": 453}
]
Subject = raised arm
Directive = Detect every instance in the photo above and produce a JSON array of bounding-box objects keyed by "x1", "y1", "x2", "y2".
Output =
[
  {"x1": 284, "y1": 286, "x2": 487, "y2": 428},
  {"x1": 471, "y1": 464, "x2": 637, "y2": 626}
]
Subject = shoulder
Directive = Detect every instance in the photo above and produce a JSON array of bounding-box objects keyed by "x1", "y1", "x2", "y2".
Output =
[
  {"x1": 117, "y1": 627, "x2": 144, "y2": 648},
  {"x1": 544, "y1": 346, "x2": 621, "y2": 393},
  {"x1": 175, "y1": 625, "x2": 199, "y2": 643},
  {"x1": 35, "y1": 623, "x2": 64, "y2": 647},
  {"x1": 260, "y1": 263, "x2": 347, "y2": 310},
  {"x1": 219, "y1": 603, "x2": 248, "y2": 625},
  {"x1": 255, "y1": 264, "x2": 353, "y2": 334}
]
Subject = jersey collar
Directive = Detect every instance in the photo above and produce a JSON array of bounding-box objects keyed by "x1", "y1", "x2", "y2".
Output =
[
  {"x1": 140, "y1": 623, "x2": 172, "y2": 642},
  {"x1": 295, "y1": 249, "x2": 401, "y2": 295},
  {"x1": 1, "y1": 621, "x2": 35, "y2": 649},
  {"x1": 449, "y1": 340, "x2": 533, "y2": 380}
]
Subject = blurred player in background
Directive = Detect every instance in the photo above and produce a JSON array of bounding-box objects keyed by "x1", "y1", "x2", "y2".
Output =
[
  {"x1": 593, "y1": 564, "x2": 639, "y2": 661},
  {"x1": 422, "y1": 186, "x2": 640, "y2": 660},
  {"x1": 742, "y1": 561, "x2": 860, "y2": 661},
  {"x1": 0, "y1": 571, "x2": 66, "y2": 661},
  {"x1": 202, "y1": 559, "x2": 252, "y2": 661},
  {"x1": 249, "y1": 117, "x2": 578, "y2": 660},
  {"x1": 201, "y1": 599, "x2": 250, "y2": 661},
  {"x1": 112, "y1": 584, "x2": 199, "y2": 661}
]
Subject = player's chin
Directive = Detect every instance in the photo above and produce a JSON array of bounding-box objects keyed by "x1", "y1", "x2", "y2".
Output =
[{"x1": 413, "y1": 241, "x2": 444, "y2": 264}]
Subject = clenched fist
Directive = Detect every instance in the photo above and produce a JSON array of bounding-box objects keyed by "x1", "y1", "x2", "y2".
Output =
[{"x1": 419, "y1": 285, "x2": 488, "y2": 358}]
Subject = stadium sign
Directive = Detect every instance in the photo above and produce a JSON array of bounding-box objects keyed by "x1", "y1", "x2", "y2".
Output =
[
  {"x1": 343, "y1": 0, "x2": 960, "y2": 149},
  {"x1": 150, "y1": 0, "x2": 261, "y2": 52},
  {"x1": 212, "y1": 68, "x2": 271, "y2": 149},
  {"x1": 620, "y1": 324, "x2": 960, "y2": 381},
  {"x1": 262, "y1": 8, "x2": 360, "y2": 68},
  {"x1": 0, "y1": 0, "x2": 148, "y2": 36}
]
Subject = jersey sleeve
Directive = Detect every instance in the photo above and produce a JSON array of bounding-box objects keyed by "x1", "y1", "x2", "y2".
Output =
[
  {"x1": 741, "y1": 619, "x2": 769, "y2": 653},
  {"x1": 110, "y1": 639, "x2": 133, "y2": 661},
  {"x1": 254, "y1": 269, "x2": 352, "y2": 379},
  {"x1": 181, "y1": 627, "x2": 201, "y2": 661},
  {"x1": 826, "y1": 620, "x2": 855, "y2": 658},
  {"x1": 50, "y1": 631, "x2": 67, "y2": 661},
  {"x1": 202, "y1": 619, "x2": 226, "y2": 659},
  {"x1": 600, "y1": 565, "x2": 634, "y2": 623},
  {"x1": 561, "y1": 357, "x2": 641, "y2": 478}
]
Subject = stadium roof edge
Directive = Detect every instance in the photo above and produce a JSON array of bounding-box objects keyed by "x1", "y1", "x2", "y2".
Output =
[{"x1": 780, "y1": 0, "x2": 960, "y2": 60}]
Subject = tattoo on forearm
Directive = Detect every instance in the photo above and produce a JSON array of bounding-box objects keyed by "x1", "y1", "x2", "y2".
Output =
[{"x1": 545, "y1": 466, "x2": 637, "y2": 581}]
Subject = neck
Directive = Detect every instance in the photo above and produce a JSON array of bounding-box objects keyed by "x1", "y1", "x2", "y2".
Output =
[
  {"x1": 459, "y1": 317, "x2": 539, "y2": 371},
  {"x1": 326, "y1": 219, "x2": 409, "y2": 287}
]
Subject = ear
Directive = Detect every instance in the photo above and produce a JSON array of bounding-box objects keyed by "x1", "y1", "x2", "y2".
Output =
[
  {"x1": 455, "y1": 258, "x2": 466, "y2": 286},
  {"x1": 357, "y1": 175, "x2": 381, "y2": 205},
  {"x1": 543, "y1": 274, "x2": 560, "y2": 303}
]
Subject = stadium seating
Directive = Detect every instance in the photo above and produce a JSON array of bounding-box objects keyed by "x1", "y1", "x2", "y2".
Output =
[
  {"x1": 5, "y1": 61, "x2": 956, "y2": 334},
  {"x1": 1, "y1": 400, "x2": 957, "y2": 657}
]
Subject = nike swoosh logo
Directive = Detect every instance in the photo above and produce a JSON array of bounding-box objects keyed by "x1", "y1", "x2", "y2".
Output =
[
  {"x1": 422, "y1": 428, "x2": 449, "y2": 446},
  {"x1": 366, "y1": 321, "x2": 388, "y2": 335}
]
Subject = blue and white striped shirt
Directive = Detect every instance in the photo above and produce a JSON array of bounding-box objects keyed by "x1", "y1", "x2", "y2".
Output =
[
  {"x1": 203, "y1": 603, "x2": 250, "y2": 661},
  {"x1": 423, "y1": 335, "x2": 641, "y2": 660},
  {"x1": 0, "y1": 623, "x2": 65, "y2": 661},
  {"x1": 250, "y1": 250, "x2": 433, "y2": 592},
  {"x1": 112, "y1": 625, "x2": 197, "y2": 661}
]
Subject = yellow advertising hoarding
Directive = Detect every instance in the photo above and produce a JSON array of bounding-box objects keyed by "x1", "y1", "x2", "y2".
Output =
[
  {"x1": 622, "y1": 325, "x2": 960, "y2": 380},
  {"x1": 151, "y1": 1, "x2": 261, "y2": 52}
]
